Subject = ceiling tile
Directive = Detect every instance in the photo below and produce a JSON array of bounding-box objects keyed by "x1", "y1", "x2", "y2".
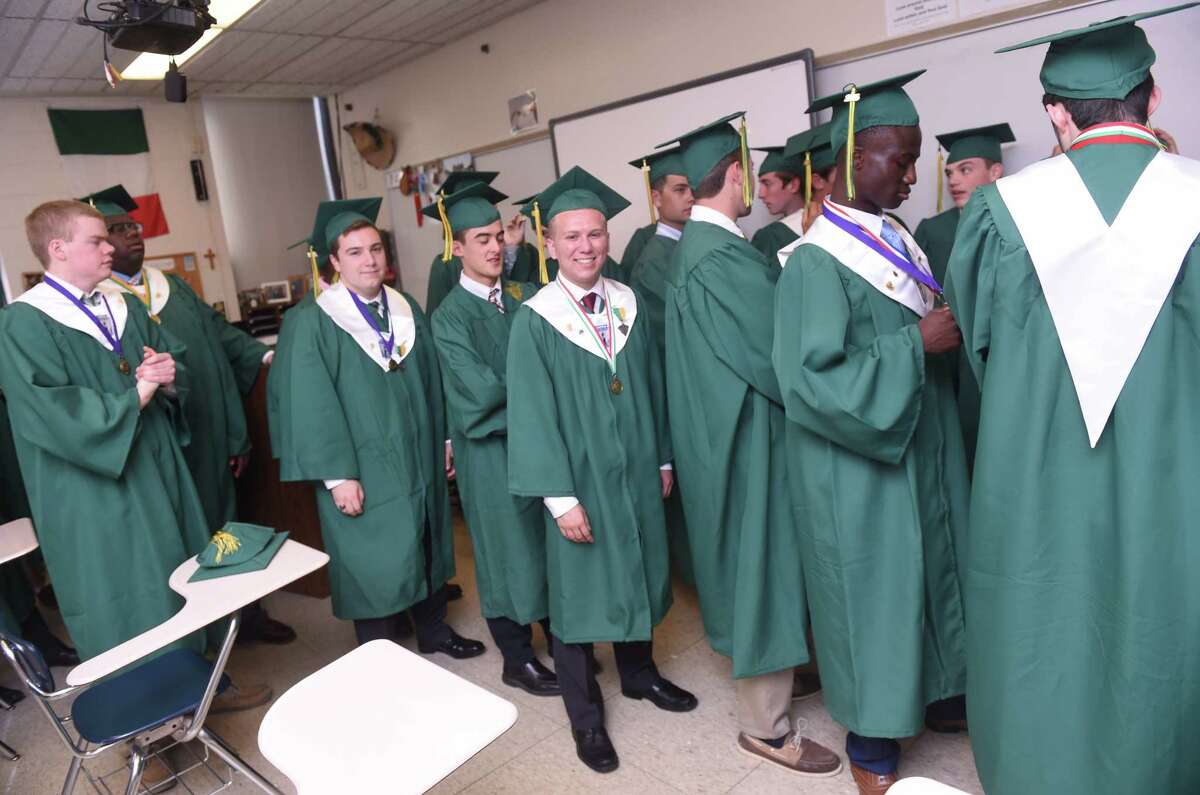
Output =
[
  {"x1": 3, "y1": 0, "x2": 48, "y2": 18},
  {"x1": 8, "y1": 19, "x2": 69, "y2": 78},
  {"x1": 36, "y1": 20, "x2": 97, "y2": 79},
  {"x1": 41, "y1": 0, "x2": 76, "y2": 19},
  {"x1": 0, "y1": 17, "x2": 34, "y2": 78},
  {"x1": 338, "y1": 0, "x2": 426, "y2": 40}
]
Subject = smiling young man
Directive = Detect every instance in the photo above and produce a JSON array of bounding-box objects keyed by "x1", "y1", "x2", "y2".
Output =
[
  {"x1": 661, "y1": 112, "x2": 840, "y2": 780},
  {"x1": 749, "y1": 142, "x2": 809, "y2": 263},
  {"x1": 275, "y1": 198, "x2": 483, "y2": 659},
  {"x1": 506, "y1": 167, "x2": 695, "y2": 774},
  {"x1": 0, "y1": 200, "x2": 211, "y2": 663},
  {"x1": 947, "y1": 7, "x2": 1200, "y2": 793},
  {"x1": 773, "y1": 72, "x2": 971, "y2": 795},
  {"x1": 914, "y1": 123, "x2": 1014, "y2": 284},
  {"x1": 427, "y1": 182, "x2": 558, "y2": 697}
]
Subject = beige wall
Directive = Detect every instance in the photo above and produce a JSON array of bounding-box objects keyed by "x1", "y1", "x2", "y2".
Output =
[{"x1": 0, "y1": 96, "x2": 241, "y2": 315}]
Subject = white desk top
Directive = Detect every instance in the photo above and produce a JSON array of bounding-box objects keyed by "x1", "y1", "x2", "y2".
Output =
[
  {"x1": 67, "y1": 539, "x2": 328, "y2": 687},
  {"x1": 257, "y1": 639, "x2": 518, "y2": 795},
  {"x1": 0, "y1": 518, "x2": 37, "y2": 565}
]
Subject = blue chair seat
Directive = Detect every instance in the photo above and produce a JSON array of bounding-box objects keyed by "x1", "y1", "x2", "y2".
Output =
[{"x1": 71, "y1": 649, "x2": 230, "y2": 745}]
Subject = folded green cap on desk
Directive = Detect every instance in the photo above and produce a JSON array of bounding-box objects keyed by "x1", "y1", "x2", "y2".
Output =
[{"x1": 189, "y1": 523, "x2": 289, "y2": 582}]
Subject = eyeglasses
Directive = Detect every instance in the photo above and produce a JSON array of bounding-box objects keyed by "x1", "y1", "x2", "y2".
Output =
[{"x1": 107, "y1": 222, "x2": 144, "y2": 236}]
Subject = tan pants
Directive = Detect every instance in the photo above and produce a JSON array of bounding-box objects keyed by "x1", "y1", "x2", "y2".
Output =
[{"x1": 736, "y1": 667, "x2": 794, "y2": 739}]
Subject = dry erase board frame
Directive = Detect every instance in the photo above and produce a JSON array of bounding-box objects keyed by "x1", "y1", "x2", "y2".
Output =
[{"x1": 548, "y1": 48, "x2": 817, "y2": 254}]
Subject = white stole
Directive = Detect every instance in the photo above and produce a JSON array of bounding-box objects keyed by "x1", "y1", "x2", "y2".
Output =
[
  {"x1": 523, "y1": 277, "x2": 638, "y2": 361},
  {"x1": 316, "y1": 283, "x2": 416, "y2": 371},
  {"x1": 99, "y1": 267, "x2": 172, "y2": 315},
  {"x1": 997, "y1": 150, "x2": 1200, "y2": 447},
  {"x1": 15, "y1": 278, "x2": 129, "y2": 349}
]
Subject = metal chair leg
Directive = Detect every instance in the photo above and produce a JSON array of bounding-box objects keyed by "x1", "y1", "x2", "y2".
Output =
[
  {"x1": 196, "y1": 727, "x2": 283, "y2": 795},
  {"x1": 124, "y1": 748, "x2": 145, "y2": 795},
  {"x1": 61, "y1": 755, "x2": 82, "y2": 795},
  {"x1": 0, "y1": 738, "x2": 18, "y2": 760}
]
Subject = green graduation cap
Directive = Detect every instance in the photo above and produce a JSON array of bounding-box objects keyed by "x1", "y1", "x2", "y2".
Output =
[
  {"x1": 80, "y1": 184, "x2": 137, "y2": 218},
  {"x1": 784, "y1": 122, "x2": 836, "y2": 173},
  {"x1": 439, "y1": 170, "x2": 498, "y2": 196},
  {"x1": 656, "y1": 111, "x2": 751, "y2": 206},
  {"x1": 628, "y1": 147, "x2": 686, "y2": 224},
  {"x1": 996, "y1": 3, "x2": 1196, "y2": 99},
  {"x1": 519, "y1": 166, "x2": 630, "y2": 285},
  {"x1": 932, "y1": 123, "x2": 1016, "y2": 212},
  {"x1": 189, "y1": 523, "x2": 289, "y2": 582},
  {"x1": 752, "y1": 146, "x2": 807, "y2": 179},
  {"x1": 304, "y1": 197, "x2": 382, "y2": 295},
  {"x1": 422, "y1": 182, "x2": 507, "y2": 259},
  {"x1": 807, "y1": 70, "x2": 925, "y2": 199}
]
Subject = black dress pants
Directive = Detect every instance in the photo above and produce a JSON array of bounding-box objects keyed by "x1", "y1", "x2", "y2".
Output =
[
  {"x1": 551, "y1": 636, "x2": 659, "y2": 730},
  {"x1": 486, "y1": 616, "x2": 551, "y2": 668}
]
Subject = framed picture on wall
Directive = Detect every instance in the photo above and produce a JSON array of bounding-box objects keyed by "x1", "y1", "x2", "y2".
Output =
[{"x1": 261, "y1": 280, "x2": 292, "y2": 305}]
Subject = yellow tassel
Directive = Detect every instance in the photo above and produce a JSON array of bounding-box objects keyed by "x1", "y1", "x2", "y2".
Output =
[
  {"x1": 804, "y1": 151, "x2": 813, "y2": 205},
  {"x1": 533, "y1": 201, "x2": 548, "y2": 285},
  {"x1": 307, "y1": 245, "x2": 322, "y2": 297},
  {"x1": 211, "y1": 530, "x2": 241, "y2": 563},
  {"x1": 843, "y1": 84, "x2": 861, "y2": 201},
  {"x1": 936, "y1": 149, "x2": 945, "y2": 214},
  {"x1": 641, "y1": 159, "x2": 657, "y2": 225},
  {"x1": 739, "y1": 117, "x2": 753, "y2": 208},
  {"x1": 437, "y1": 192, "x2": 453, "y2": 262}
]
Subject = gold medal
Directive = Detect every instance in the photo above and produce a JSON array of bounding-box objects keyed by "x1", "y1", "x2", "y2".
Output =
[
  {"x1": 118, "y1": 358, "x2": 131, "y2": 375},
  {"x1": 610, "y1": 375, "x2": 623, "y2": 395}
]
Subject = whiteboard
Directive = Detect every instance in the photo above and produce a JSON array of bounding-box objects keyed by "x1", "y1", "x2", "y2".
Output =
[
  {"x1": 474, "y1": 135, "x2": 558, "y2": 227},
  {"x1": 816, "y1": 0, "x2": 1200, "y2": 230},
  {"x1": 550, "y1": 50, "x2": 815, "y2": 256}
]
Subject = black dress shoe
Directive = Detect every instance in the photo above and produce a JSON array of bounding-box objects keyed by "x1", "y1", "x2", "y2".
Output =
[
  {"x1": 237, "y1": 616, "x2": 297, "y2": 646},
  {"x1": 41, "y1": 646, "x2": 80, "y2": 668},
  {"x1": 572, "y1": 727, "x2": 618, "y2": 773},
  {"x1": 622, "y1": 678, "x2": 698, "y2": 712},
  {"x1": 418, "y1": 629, "x2": 485, "y2": 659},
  {"x1": 445, "y1": 582, "x2": 464, "y2": 601},
  {"x1": 0, "y1": 685, "x2": 24, "y2": 707},
  {"x1": 502, "y1": 660, "x2": 561, "y2": 696}
]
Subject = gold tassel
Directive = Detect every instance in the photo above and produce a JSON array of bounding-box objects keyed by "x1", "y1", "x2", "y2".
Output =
[
  {"x1": 804, "y1": 151, "x2": 813, "y2": 205},
  {"x1": 739, "y1": 117, "x2": 752, "y2": 208},
  {"x1": 436, "y1": 191, "x2": 453, "y2": 262},
  {"x1": 307, "y1": 245, "x2": 322, "y2": 297},
  {"x1": 843, "y1": 84, "x2": 861, "y2": 201},
  {"x1": 936, "y1": 149, "x2": 945, "y2": 214},
  {"x1": 533, "y1": 201, "x2": 548, "y2": 285},
  {"x1": 641, "y1": 159, "x2": 657, "y2": 225},
  {"x1": 211, "y1": 530, "x2": 241, "y2": 563}
]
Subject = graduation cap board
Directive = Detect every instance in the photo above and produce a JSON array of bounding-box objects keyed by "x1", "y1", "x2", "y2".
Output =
[
  {"x1": 807, "y1": 70, "x2": 925, "y2": 200},
  {"x1": 933, "y1": 123, "x2": 1016, "y2": 212},
  {"x1": 189, "y1": 523, "x2": 289, "y2": 582},
  {"x1": 439, "y1": 170, "x2": 498, "y2": 197},
  {"x1": 79, "y1": 185, "x2": 137, "y2": 218},
  {"x1": 784, "y1": 123, "x2": 836, "y2": 204},
  {"x1": 657, "y1": 111, "x2": 753, "y2": 207},
  {"x1": 421, "y1": 182, "x2": 508, "y2": 260},
  {"x1": 627, "y1": 148, "x2": 686, "y2": 225},
  {"x1": 302, "y1": 197, "x2": 383, "y2": 296},
  {"x1": 519, "y1": 166, "x2": 630, "y2": 285},
  {"x1": 996, "y1": 3, "x2": 1197, "y2": 99}
]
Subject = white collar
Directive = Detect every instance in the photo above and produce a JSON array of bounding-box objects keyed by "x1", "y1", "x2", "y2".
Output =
[
  {"x1": 523, "y1": 276, "x2": 638, "y2": 360},
  {"x1": 655, "y1": 222, "x2": 683, "y2": 241},
  {"x1": 689, "y1": 204, "x2": 746, "y2": 239},
  {"x1": 111, "y1": 269, "x2": 142, "y2": 286},
  {"x1": 996, "y1": 150, "x2": 1200, "y2": 447},
  {"x1": 826, "y1": 198, "x2": 884, "y2": 236},
  {"x1": 780, "y1": 206, "x2": 808, "y2": 236},
  {"x1": 316, "y1": 282, "x2": 415, "y2": 371},
  {"x1": 15, "y1": 275, "x2": 129, "y2": 348},
  {"x1": 100, "y1": 266, "x2": 170, "y2": 315},
  {"x1": 458, "y1": 271, "x2": 501, "y2": 303}
]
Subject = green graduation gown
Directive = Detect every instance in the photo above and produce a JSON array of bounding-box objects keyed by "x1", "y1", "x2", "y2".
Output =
[
  {"x1": 431, "y1": 280, "x2": 548, "y2": 625},
  {"x1": 0, "y1": 387, "x2": 34, "y2": 638},
  {"x1": 0, "y1": 289, "x2": 209, "y2": 660},
  {"x1": 665, "y1": 214, "x2": 808, "y2": 678},
  {"x1": 945, "y1": 143, "x2": 1200, "y2": 795},
  {"x1": 105, "y1": 271, "x2": 267, "y2": 529},
  {"x1": 507, "y1": 277, "x2": 672, "y2": 643},
  {"x1": 914, "y1": 207, "x2": 980, "y2": 464},
  {"x1": 775, "y1": 211, "x2": 969, "y2": 738},
  {"x1": 276, "y1": 283, "x2": 454, "y2": 620},
  {"x1": 619, "y1": 223, "x2": 657, "y2": 284},
  {"x1": 749, "y1": 220, "x2": 799, "y2": 265},
  {"x1": 629, "y1": 230, "x2": 693, "y2": 585}
]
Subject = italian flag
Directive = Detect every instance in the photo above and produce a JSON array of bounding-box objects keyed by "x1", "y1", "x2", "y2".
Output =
[{"x1": 47, "y1": 108, "x2": 170, "y2": 238}]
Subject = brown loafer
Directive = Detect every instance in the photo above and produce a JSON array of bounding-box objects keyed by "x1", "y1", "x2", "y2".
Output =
[
  {"x1": 736, "y1": 731, "x2": 842, "y2": 777},
  {"x1": 210, "y1": 681, "x2": 273, "y2": 714},
  {"x1": 851, "y1": 763, "x2": 899, "y2": 794}
]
